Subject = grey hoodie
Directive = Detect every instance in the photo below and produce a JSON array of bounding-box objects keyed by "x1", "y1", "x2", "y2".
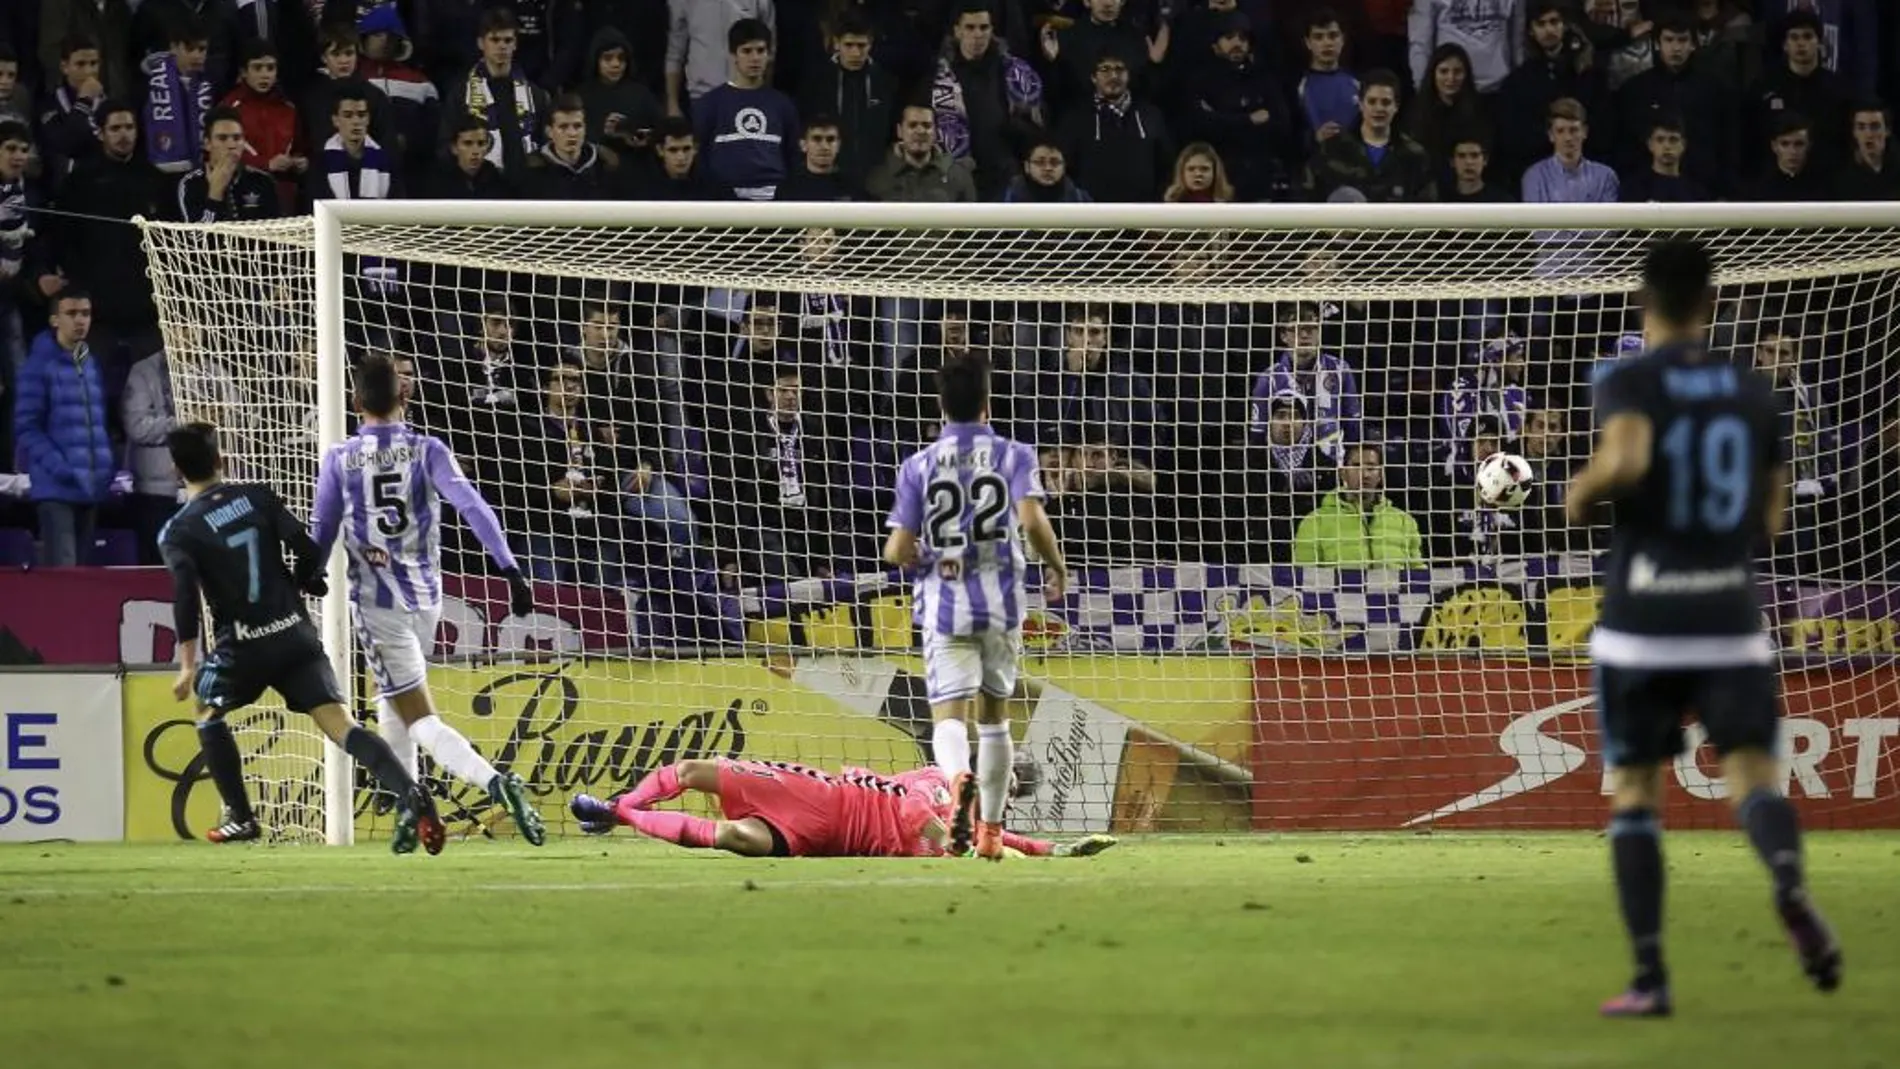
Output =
[{"x1": 1408, "y1": 0, "x2": 1527, "y2": 94}]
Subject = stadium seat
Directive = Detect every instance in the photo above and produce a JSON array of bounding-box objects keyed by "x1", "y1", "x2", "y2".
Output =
[
  {"x1": 91, "y1": 529, "x2": 139, "y2": 567},
  {"x1": 0, "y1": 528, "x2": 35, "y2": 567}
]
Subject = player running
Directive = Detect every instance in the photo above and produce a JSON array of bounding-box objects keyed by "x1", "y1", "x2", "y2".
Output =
[
  {"x1": 311, "y1": 353, "x2": 546, "y2": 845},
  {"x1": 1567, "y1": 239, "x2": 1842, "y2": 1018},
  {"x1": 159, "y1": 422, "x2": 443, "y2": 853},
  {"x1": 881, "y1": 352, "x2": 1068, "y2": 861},
  {"x1": 566, "y1": 761, "x2": 1117, "y2": 859}
]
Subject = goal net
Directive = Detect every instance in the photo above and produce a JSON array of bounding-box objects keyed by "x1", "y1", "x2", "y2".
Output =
[{"x1": 139, "y1": 202, "x2": 1900, "y2": 845}]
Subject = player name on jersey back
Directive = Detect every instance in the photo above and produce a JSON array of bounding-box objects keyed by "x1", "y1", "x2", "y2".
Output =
[{"x1": 889, "y1": 424, "x2": 1044, "y2": 637}]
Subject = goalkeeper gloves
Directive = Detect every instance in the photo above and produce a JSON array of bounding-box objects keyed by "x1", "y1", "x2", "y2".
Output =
[{"x1": 502, "y1": 568, "x2": 535, "y2": 618}]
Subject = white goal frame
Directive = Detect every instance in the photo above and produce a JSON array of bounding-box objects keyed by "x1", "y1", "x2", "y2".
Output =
[{"x1": 300, "y1": 198, "x2": 1900, "y2": 844}]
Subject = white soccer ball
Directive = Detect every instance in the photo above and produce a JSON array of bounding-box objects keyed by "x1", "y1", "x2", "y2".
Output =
[{"x1": 1475, "y1": 452, "x2": 1535, "y2": 510}]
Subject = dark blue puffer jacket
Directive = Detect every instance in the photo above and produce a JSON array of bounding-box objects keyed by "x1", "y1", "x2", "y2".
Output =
[{"x1": 11, "y1": 331, "x2": 114, "y2": 504}]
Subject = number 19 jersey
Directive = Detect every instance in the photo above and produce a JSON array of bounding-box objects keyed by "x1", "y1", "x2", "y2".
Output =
[
  {"x1": 886, "y1": 422, "x2": 1044, "y2": 637},
  {"x1": 1594, "y1": 343, "x2": 1781, "y2": 648}
]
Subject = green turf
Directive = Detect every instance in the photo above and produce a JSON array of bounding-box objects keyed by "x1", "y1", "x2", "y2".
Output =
[{"x1": 1, "y1": 834, "x2": 1895, "y2": 1069}]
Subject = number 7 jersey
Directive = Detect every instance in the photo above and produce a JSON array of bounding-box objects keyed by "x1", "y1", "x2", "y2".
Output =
[
  {"x1": 1593, "y1": 343, "x2": 1782, "y2": 644},
  {"x1": 886, "y1": 422, "x2": 1045, "y2": 637}
]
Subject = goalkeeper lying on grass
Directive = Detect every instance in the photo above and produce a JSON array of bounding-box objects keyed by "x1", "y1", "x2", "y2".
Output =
[{"x1": 570, "y1": 758, "x2": 1116, "y2": 860}]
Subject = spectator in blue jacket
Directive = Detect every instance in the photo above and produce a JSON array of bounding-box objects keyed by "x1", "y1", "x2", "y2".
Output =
[{"x1": 11, "y1": 289, "x2": 114, "y2": 566}]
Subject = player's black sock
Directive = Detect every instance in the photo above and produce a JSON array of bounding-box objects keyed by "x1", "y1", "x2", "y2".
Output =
[
  {"x1": 1737, "y1": 787, "x2": 1804, "y2": 899},
  {"x1": 343, "y1": 726, "x2": 418, "y2": 798},
  {"x1": 196, "y1": 718, "x2": 255, "y2": 825},
  {"x1": 1610, "y1": 808, "x2": 1667, "y2": 991}
]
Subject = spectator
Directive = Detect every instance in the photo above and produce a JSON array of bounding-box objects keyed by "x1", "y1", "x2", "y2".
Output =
[
  {"x1": 706, "y1": 366, "x2": 847, "y2": 582},
  {"x1": 219, "y1": 39, "x2": 305, "y2": 214},
  {"x1": 11, "y1": 288, "x2": 113, "y2": 567},
  {"x1": 777, "y1": 114, "x2": 859, "y2": 200},
  {"x1": 667, "y1": 0, "x2": 778, "y2": 118},
  {"x1": 1754, "y1": 319, "x2": 1841, "y2": 575},
  {"x1": 441, "y1": 9, "x2": 549, "y2": 176},
  {"x1": 1522, "y1": 97, "x2": 1617, "y2": 202},
  {"x1": 432, "y1": 297, "x2": 537, "y2": 567},
  {"x1": 566, "y1": 301, "x2": 691, "y2": 563},
  {"x1": 1252, "y1": 391, "x2": 1328, "y2": 555},
  {"x1": 176, "y1": 106, "x2": 280, "y2": 220},
  {"x1": 133, "y1": 2, "x2": 238, "y2": 93},
  {"x1": 1757, "y1": 0, "x2": 1878, "y2": 99},
  {"x1": 1042, "y1": 0, "x2": 1165, "y2": 111},
  {"x1": 1163, "y1": 143, "x2": 1236, "y2": 203},
  {"x1": 307, "y1": 83, "x2": 402, "y2": 202},
  {"x1": 1835, "y1": 99, "x2": 1900, "y2": 199},
  {"x1": 1003, "y1": 137, "x2": 1091, "y2": 202},
  {"x1": 1302, "y1": 69, "x2": 1435, "y2": 202},
  {"x1": 1408, "y1": 0, "x2": 1526, "y2": 94},
  {"x1": 866, "y1": 103, "x2": 978, "y2": 202},
  {"x1": 1440, "y1": 329, "x2": 1527, "y2": 468},
  {"x1": 0, "y1": 121, "x2": 45, "y2": 374},
  {"x1": 634, "y1": 116, "x2": 728, "y2": 198},
  {"x1": 796, "y1": 10, "x2": 896, "y2": 188},
  {"x1": 1444, "y1": 134, "x2": 1514, "y2": 201},
  {"x1": 1024, "y1": 304, "x2": 1159, "y2": 466},
  {"x1": 694, "y1": 19, "x2": 798, "y2": 200},
  {"x1": 1292, "y1": 443, "x2": 1424, "y2": 569},
  {"x1": 1427, "y1": 413, "x2": 1515, "y2": 561},
  {"x1": 522, "y1": 94, "x2": 623, "y2": 199},
  {"x1": 1612, "y1": 10, "x2": 1736, "y2": 196},
  {"x1": 524, "y1": 359, "x2": 623, "y2": 585},
  {"x1": 1688, "y1": 0, "x2": 1759, "y2": 92},
  {"x1": 40, "y1": 0, "x2": 135, "y2": 102},
  {"x1": 933, "y1": 0, "x2": 1045, "y2": 200},
  {"x1": 1512, "y1": 404, "x2": 1578, "y2": 556},
  {"x1": 38, "y1": 36, "x2": 108, "y2": 189},
  {"x1": 141, "y1": 16, "x2": 214, "y2": 176},
  {"x1": 1495, "y1": 1, "x2": 1608, "y2": 182},
  {"x1": 1297, "y1": 8, "x2": 1360, "y2": 150},
  {"x1": 300, "y1": 26, "x2": 395, "y2": 169},
  {"x1": 1620, "y1": 115, "x2": 1710, "y2": 202},
  {"x1": 356, "y1": 3, "x2": 440, "y2": 173},
  {"x1": 0, "y1": 46, "x2": 35, "y2": 154},
  {"x1": 1751, "y1": 11, "x2": 1850, "y2": 175},
  {"x1": 220, "y1": 0, "x2": 320, "y2": 101},
  {"x1": 425, "y1": 114, "x2": 517, "y2": 197},
  {"x1": 1057, "y1": 53, "x2": 1173, "y2": 203},
  {"x1": 1405, "y1": 43, "x2": 1489, "y2": 180},
  {"x1": 1250, "y1": 301, "x2": 1360, "y2": 466},
  {"x1": 1042, "y1": 435, "x2": 1158, "y2": 565},
  {"x1": 1181, "y1": 10, "x2": 1291, "y2": 202},
  {"x1": 578, "y1": 27, "x2": 662, "y2": 162},
  {"x1": 53, "y1": 100, "x2": 167, "y2": 364},
  {"x1": 122, "y1": 347, "x2": 182, "y2": 565},
  {"x1": 1741, "y1": 110, "x2": 1827, "y2": 200}
]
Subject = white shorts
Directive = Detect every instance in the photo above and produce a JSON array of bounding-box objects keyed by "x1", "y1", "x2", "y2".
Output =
[
  {"x1": 922, "y1": 629, "x2": 1022, "y2": 705},
  {"x1": 354, "y1": 605, "x2": 439, "y2": 698}
]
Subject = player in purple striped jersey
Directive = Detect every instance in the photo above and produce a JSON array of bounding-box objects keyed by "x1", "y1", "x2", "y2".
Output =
[
  {"x1": 883, "y1": 353, "x2": 1068, "y2": 861},
  {"x1": 312, "y1": 354, "x2": 546, "y2": 845}
]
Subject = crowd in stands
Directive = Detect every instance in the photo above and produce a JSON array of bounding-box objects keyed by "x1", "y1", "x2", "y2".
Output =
[{"x1": 3, "y1": 0, "x2": 1898, "y2": 596}]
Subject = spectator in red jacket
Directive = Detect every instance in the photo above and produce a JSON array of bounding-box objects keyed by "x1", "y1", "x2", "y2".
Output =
[{"x1": 218, "y1": 39, "x2": 305, "y2": 213}]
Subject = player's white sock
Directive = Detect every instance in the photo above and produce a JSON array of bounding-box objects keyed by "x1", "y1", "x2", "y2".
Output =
[
  {"x1": 409, "y1": 714, "x2": 502, "y2": 790},
  {"x1": 976, "y1": 723, "x2": 1013, "y2": 824},
  {"x1": 932, "y1": 718, "x2": 971, "y2": 779},
  {"x1": 379, "y1": 700, "x2": 418, "y2": 780}
]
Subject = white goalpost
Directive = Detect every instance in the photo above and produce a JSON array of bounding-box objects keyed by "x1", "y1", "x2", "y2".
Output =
[{"x1": 139, "y1": 201, "x2": 1900, "y2": 846}]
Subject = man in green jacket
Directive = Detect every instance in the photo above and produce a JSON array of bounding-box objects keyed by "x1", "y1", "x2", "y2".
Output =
[{"x1": 1292, "y1": 442, "x2": 1425, "y2": 568}]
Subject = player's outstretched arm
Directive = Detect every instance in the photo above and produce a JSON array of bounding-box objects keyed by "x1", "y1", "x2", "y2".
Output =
[
  {"x1": 423, "y1": 438, "x2": 534, "y2": 614},
  {"x1": 1565, "y1": 414, "x2": 1654, "y2": 526},
  {"x1": 1018, "y1": 497, "x2": 1068, "y2": 602}
]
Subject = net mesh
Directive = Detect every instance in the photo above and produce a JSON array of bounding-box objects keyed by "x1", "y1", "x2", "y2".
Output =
[{"x1": 139, "y1": 211, "x2": 1900, "y2": 844}]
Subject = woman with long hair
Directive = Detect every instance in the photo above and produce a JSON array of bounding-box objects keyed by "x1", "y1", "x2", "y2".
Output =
[
  {"x1": 1163, "y1": 142, "x2": 1237, "y2": 203},
  {"x1": 1404, "y1": 43, "x2": 1489, "y2": 179}
]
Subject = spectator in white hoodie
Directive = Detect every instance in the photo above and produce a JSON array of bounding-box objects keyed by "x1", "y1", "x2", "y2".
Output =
[{"x1": 1408, "y1": 0, "x2": 1527, "y2": 94}]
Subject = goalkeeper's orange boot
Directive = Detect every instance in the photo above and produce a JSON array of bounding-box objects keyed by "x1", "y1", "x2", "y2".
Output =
[
  {"x1": 974, "y1": 820, "x2": 1005, "y2": 862},
  {"x1": 948, "y1": 772, "x2": 977, "y2": 856}
]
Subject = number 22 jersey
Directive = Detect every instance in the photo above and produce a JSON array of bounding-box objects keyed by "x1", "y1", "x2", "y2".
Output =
[{"x1": 886, "y1": 422, "x2": 1044, "y2": 637}]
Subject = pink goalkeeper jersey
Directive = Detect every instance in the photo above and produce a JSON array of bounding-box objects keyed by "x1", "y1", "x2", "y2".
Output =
[{"x1": 830, "y1": 766, "x2": 955, "y2": 857}]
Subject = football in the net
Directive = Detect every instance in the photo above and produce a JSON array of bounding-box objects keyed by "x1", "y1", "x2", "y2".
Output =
[{"x1": 1475, "y1": 452, "x2": 1535, "y2": 510}]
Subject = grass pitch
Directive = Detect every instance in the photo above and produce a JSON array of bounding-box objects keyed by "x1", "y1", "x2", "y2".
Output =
[{"x1": 1, "y1": 834, "x2": 1895, "y2": 1069}]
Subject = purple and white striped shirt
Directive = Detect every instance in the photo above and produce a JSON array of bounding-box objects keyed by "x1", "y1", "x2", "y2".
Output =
[
  {"x1": 886, "y1": 423, "x2": 1043, "y2": 637},
  {"x1": 312, "y1": 422, "x2": 519, "y2": 612}
]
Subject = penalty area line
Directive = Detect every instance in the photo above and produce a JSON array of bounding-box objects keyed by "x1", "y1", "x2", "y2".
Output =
[{"x1": 0, "y1": 873, "x2": 1088, "y2": 898}]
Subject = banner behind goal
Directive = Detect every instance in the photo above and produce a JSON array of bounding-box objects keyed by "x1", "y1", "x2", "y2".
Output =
[{"x1": 139, "y1": 203, "x2": 1900, "y2": 845}]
